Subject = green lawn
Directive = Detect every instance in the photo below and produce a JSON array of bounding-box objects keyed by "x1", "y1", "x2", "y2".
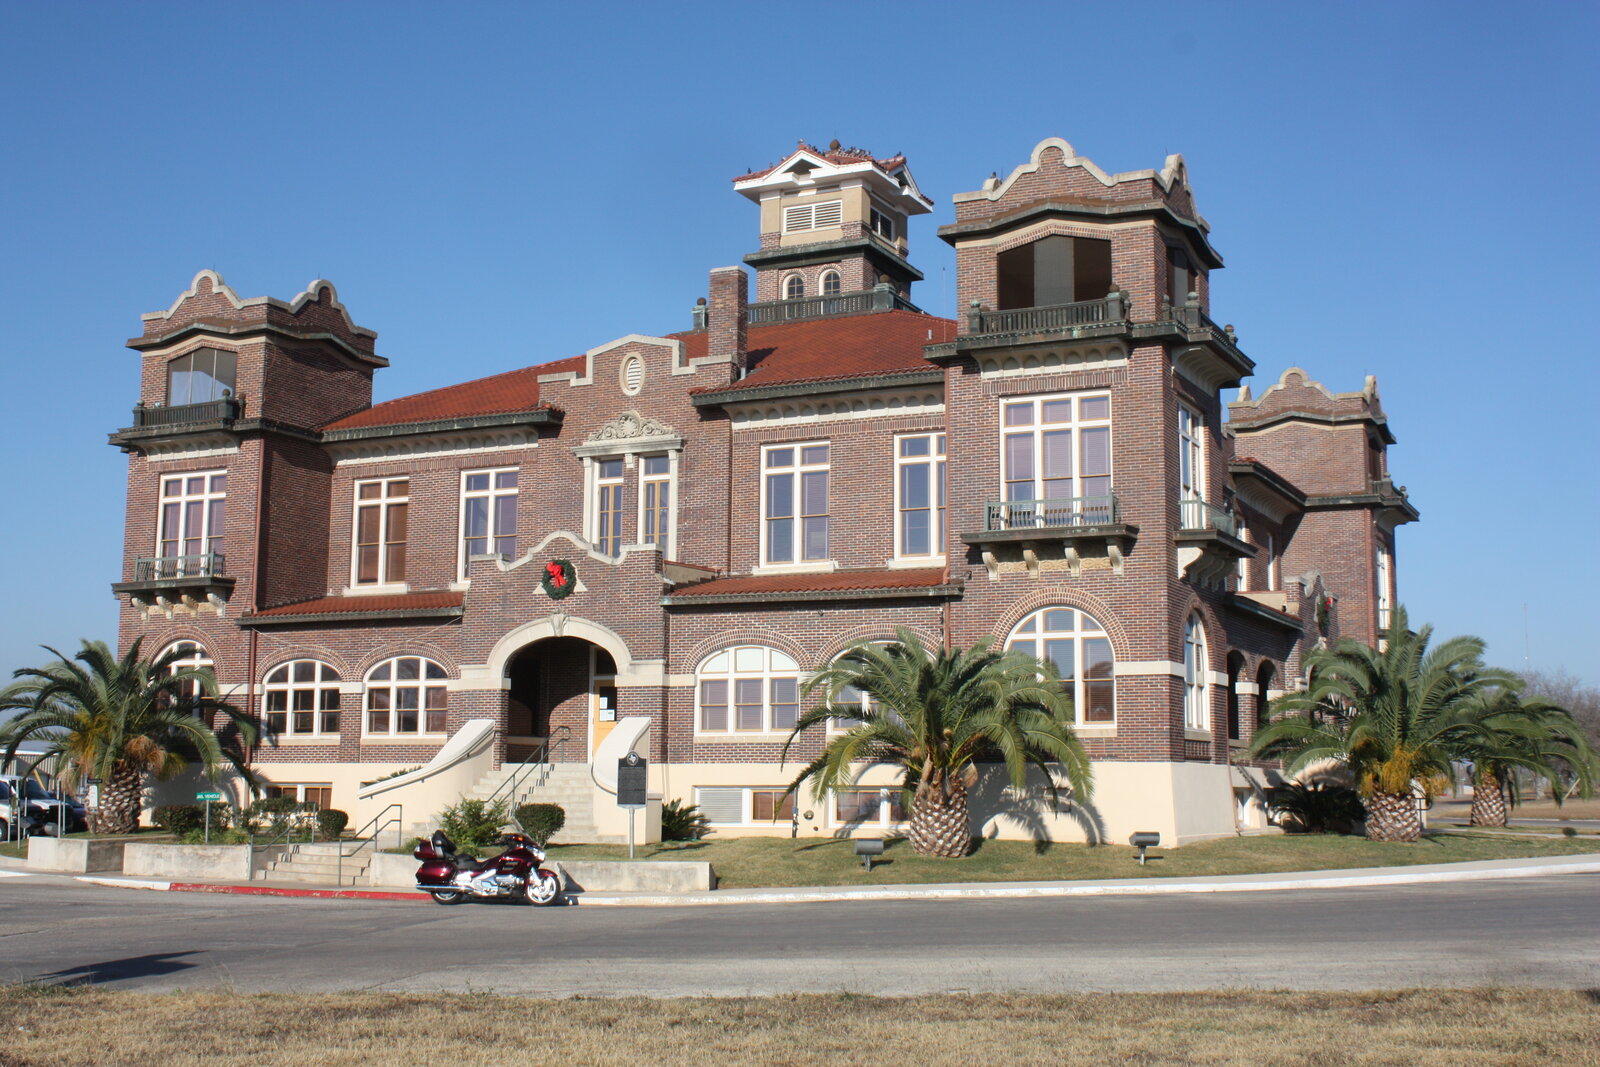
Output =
[{"x1": 543, "y1": 831, "x2": 1600, "y2": 888}]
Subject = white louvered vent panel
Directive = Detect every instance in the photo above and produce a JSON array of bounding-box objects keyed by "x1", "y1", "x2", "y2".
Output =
[
  {"x1": 695, "y1": 787, "x2": 745, "y2": 825},
  {"x1": 623, "y1": 357, "x2": 643, "y2": 394},
  {"x1": 811, "y1": 200, "x2": 842, "y2": 228}
]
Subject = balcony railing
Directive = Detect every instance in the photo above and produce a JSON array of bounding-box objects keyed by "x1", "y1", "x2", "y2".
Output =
[
  {"x1": 746, "y1": 285, "x2": 917, "y2": 324},
  {"x1": 131, "y1": 553, "x2": 226, "y2": 583},
  {"x1": 1178, "y1": 499, "x2": 1239, "y2": 538},
  {"x1": 968, "y1": 293, "x2": 1125, "y2": 335},
  {"x1": 985, "y1": 495, "x2": 1120, "y2": 532},
  {"x1": 130, "y1": 397, "x2": 240, "y2": 429}
]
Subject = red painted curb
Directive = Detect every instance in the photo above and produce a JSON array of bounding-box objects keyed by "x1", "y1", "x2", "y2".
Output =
[{"x1": 168, "y1": 882, "x2": 424, "y2": 903}]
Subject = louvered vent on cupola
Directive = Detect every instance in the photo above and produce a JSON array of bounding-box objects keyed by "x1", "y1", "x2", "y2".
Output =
[{"x1": 782, "y1": 199, "x2": 843, "y2": 234}]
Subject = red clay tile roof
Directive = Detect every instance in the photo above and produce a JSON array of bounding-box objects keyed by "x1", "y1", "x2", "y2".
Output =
[
  {"x1": 246, "y1": 592, "x2": 464, "y2": 618},
  {"x1": 669, "y1": 567, "x2": 949, "y2": 600},
  {"x1": 734, "y1": 142, "x2": 908, "y2": 183},
  {"x1": 686, "y1": 310, "x2": 955, "y2": 396},
  {"x1": 321, "y1": 356, "x2": 585, "y2": 431}
]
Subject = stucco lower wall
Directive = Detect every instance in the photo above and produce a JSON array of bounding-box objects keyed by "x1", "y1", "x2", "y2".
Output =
[
  {"x1": 27, "y1": 837, "x2": 126, "y2": 873},
  {"x1": 122, "y1": 842, "x2": 255, "y2": 881}
]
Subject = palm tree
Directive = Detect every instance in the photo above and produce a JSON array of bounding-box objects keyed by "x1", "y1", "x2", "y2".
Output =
[
  {"x1": 1460, "y1": 686, "x2": 1597, "y2": 827},
  {"x1": 782, "y1": 629, "x2": 1092, "y2": 858},
  {"x1": 0, "y1": 639, "x2": 258, "y2": 834},
  {"x1": 1250, "y1": 607, "x2": 1514, "y2": 842}
]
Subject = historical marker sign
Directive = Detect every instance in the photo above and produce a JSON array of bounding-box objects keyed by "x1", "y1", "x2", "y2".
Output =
[{"x1": 617, "y1": 752, "x2": 648, "y2": 807}]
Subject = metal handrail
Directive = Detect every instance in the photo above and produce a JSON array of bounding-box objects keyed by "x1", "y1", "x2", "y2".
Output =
[
  {"x1": 986, "y1": 495, "x2": 1120, "y2": 531},
  {"x1": 248, "y1": 805, "x2": 317, "y2": 865},
  {"x1": 1179, "y1": 498, "x2": 1240, "y2": 538},
  {"x1": 132, "y1": 553, "x2": 226, "y2": 582},
  {"x1": 492, "y1": 728, "x2": 569, "y2": 833},
  {"x1": 131, "y1": 396, "x2": 240, "y2": 428},
  {"x1": 336, "y1": 803, "x2": 403, "y2": 887}
]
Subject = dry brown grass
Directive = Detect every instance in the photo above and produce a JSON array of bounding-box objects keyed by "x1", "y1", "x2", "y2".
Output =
[
  {"x1": 1433, "y1": 798, "x2": 1600, "y2": 821},
  {"x1": 0, "y1": 988, "x2": 1595, "y2": 1066}
]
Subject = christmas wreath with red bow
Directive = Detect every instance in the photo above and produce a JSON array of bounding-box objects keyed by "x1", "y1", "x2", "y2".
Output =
[{"x1": 541, "y1": 559, "x2": 576, "y2": 600}]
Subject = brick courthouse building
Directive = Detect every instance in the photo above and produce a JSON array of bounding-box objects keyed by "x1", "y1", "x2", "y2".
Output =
[{"x1": 110, "y1": 137, "x2": 1416, "y2": 844}]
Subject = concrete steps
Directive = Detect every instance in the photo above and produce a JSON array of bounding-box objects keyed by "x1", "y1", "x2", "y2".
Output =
[
  {"x1": 258, "y1": 841, "x2": 374, "y2": 886},
  {"x1": 465, "y1": 763, "x2": 610, "y2": 842}
]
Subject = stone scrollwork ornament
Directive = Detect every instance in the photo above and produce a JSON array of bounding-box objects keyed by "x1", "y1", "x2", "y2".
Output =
[{"x1": 591, "y1": 410, "x2": 674, "y2": 442}]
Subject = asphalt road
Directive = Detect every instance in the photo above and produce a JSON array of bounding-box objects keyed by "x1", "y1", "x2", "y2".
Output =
[{"x1": 1, "y1": 872, "x2": 1596, "y2": 995}]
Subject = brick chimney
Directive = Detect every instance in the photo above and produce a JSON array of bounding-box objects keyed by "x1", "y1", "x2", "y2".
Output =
[{"x1": 706, "y1": 266, "x2": 747, "y2": 383}]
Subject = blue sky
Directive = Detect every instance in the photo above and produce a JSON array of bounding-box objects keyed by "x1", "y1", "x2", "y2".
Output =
[{"x1": 1, "y1": 1, "x2": 1595, "y2": 685}]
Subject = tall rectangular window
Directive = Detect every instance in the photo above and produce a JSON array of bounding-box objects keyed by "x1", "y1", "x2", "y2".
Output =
[
  {"x1": 999, "y1": 394, "x2": 1112, "y2": 526},
  {"x1": 166, "y1": 347, "x2": 237, "y2": 406},
  {"x1": 354, "y1": 477, "x2": 408, "y2": 585},
  {"x1": 763, "y1": 443, "x2": 829, "y2": 564},
  {"x1": 461, "y1": 468, "x2": 518, "y2": 576},
  {"x1": 1170, "y1": 246, "x2": 1196, "y2": 305},
  {"x1": 595, "y1": 459, "x2": 624, "y2": 556},
  {"x1": 158, "y1": 471, "x2": 226, "y2": 566},
  {"x1": 640, "y1": 455, "x2": 671, "y2": 558},
  {"x1": 1266, "y1": 533, "x2": 1279, "y2": 591},
  {"x1": 1376, "y1": 543, "x2": 1392, "y2": 631},
  {"x1": 1177, "y1": 405, "x2": 1204, "y2": 529},
  {"x1": 896, "y1": 433, "x2": 947, "y2": 558}
]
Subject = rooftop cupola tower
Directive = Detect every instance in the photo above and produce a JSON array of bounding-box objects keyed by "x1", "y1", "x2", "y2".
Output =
[{"x1": 733, "y1": 140, "x2": 932, "y2": 307}]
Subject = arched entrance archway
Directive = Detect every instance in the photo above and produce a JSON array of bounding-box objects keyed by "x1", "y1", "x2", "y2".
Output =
[{"x1": 504, "y1": 637, "x2": 616, "y2": 763}]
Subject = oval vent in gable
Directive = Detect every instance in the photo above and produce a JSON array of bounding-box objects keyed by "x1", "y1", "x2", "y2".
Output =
[{"x1": 621, "y1": 355, "x2": 644, "y2": 395}]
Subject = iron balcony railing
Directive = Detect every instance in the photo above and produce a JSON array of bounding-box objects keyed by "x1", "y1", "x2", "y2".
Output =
[
  {"x1": 986, "y1": 495, "x2": 1120, "y2": 532},
  {"x1": 131, "y1": 553, "x2": 226, "y2": 582},
  {"x1": 130, "y1": 396, "x2": 240, "y2": 429},
  {"x1": 1178, "y1": 499, "x2": 1239, "y2": 538},
  {"x1": 968, "y1": 293, "x2": 1125, "y2": 335},
  {"x1": 746, "y1": 285, "x2": 917, "y2": 324}
]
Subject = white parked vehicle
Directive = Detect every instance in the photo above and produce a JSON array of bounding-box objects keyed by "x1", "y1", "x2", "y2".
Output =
[{"x1": 0, "y1": 775, "x2": 81, "y2": 840}]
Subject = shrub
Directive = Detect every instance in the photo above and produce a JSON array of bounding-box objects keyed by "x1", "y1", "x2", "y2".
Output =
[
  {"x1": 152, "y1": 803, "x2": 230, "y2": 835},
  {"x1": 244, "y1": 795, "x2": 305, "y2": 835},
  {"x1": 436, "y1": 798, "x2": 509, "y2": 856},
  {"x1": 1267, "y1": 780, "x2": 1367, "y2": 834},
  {"x1": 514, "y1": 803, "x2": 565, "y2": 845},
  {"x1": 316, "y1": 809, "x2": 350, "y2": 839},
  {"x1": 661, "y1": 798, "x2": 710, "y2": 841}
]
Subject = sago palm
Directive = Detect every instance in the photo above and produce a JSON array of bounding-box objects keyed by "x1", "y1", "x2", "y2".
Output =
[
  {"x1": 782, "y1": 629, "x2": 1092, "y2": 858},
  {"x1": 1250, "y1": 606, "x2": 1513, "y2": 842},
  {"x1": 0, "y1": 638, "x2": 258, "y2": 834},
  {"x1": 1459, "y1": 686, "x2": 1597, "y2": 827}
]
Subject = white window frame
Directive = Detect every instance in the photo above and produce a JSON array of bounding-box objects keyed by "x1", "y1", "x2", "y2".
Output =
[
  {"x1": 1376, "y1": 541, "x2": 1392, "y2": 632},
  {"x1": 592, "y1": 457, "x2": 625, "y2": 556},
  {"x1": 829, "y1": 787, "x2": 906, "y2": 830},
  {"x1": 458, "y1": 467, "x2": 519, "y2": 579},
  {"x1": 894, "y1": 433, "x2": 947, "y2": 561},
  {"x1": 1178, "y1": 404, "x2": 1205, "y2": 504},
  {"x1": 261, "y1": 659, "x2": 343, "y2": 738},
  {"x1": 1236, "y1": 524, "x2": 1252, "y2": 589},
  {"x1": 1004, "y1": 608, "x2": 1116, "y2": 726},
  {"x1": 351, "y1": 476, "x2": 409, "y2": 588},
  {"x1": 819, "y1": 269, "x2": 841, "y2": 296},
  {"x1": 363, "y1": 656, "x2": 449, "y2": 739},
  {"x1": 782, "y1": 272, "x2": 805, "y2": 300},
  {"x1": 157, "y1": 469, "x2": 227, "y2": 562},
  {"x1": 694, "y1": 645, "x2": 802, "y2": 736},
  {"x1": 262, "y1": 782, "x2": 334, "y2": 810},
  {"x1": 760, "y1": 441, "x2": 830, "y2": 567},
  {"x1": 1265, "y1": 532, "x2": 1279, "y2": 591},
  {"x1": 1184, "y1": 614, "x2": 1210, "y2": 732},
  {"x1": 869, "y1": 206, "x2": 897, "y2": 241},
  {"x1": 693, "y1": 786, "x2": 800, "y2": 827},
  {"x1": 782, "y1": 199, "x2": 843, "y2": 234},
  {"x1": 998, "y1": 393, "x2": 1114, "y2": 521},
  {"x1": 159, "y1": 640, "x2": 214, "y2": 717},
  {"x1": 637, "y1": 453, "x2": 673, "y2": 558}
]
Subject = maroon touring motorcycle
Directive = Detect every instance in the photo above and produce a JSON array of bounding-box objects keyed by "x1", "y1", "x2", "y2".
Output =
[{"x1": 413, "y1": 830, "x2": 562, "y2": 906}]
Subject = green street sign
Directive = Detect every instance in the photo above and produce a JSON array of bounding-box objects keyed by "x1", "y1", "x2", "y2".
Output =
[{"x1": 196, "y1": 791, "x2": 223, "y2": 801}]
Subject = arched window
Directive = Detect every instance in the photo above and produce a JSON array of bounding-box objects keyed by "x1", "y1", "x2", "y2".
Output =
[
  {"x1": 1004, "y1": 608, "x2": 1114, "y2": 724},
  {"x1": 1183, "y1": 615, "x2": 1209, "y2": 731},
  {"x1": 820, "y1": 270, "x2": 841, "y2": 296},
  {"x1": 696, "y1": 645, "x2": 800, "y2": 734},
  {"x1": 159, "y1": 641, "x2": 213, "y2": 716},
  {"x1": 1255, "y1": 661, "x2": 1276, "y2": 733},
  {"x1": 1226, "y1": 652, "x2": 1246, "y2": 741},
  {"x1": 365, "y1": 657, "x2": 448, "y2": 737},
  {"x1": 783, "y1": 273, "x2": 805, "y2": 300},
  {"x1": 263, "y1": 660, "x2": 342, "y2": 737}
]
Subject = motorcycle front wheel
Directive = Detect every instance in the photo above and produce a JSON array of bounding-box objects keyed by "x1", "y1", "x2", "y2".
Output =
[
  {"x1": 429, "y1": 889, "x2": 466, "y2": 905},
  {"x1": 524, "y1": 872, "x2": 561, "y2": 906}
]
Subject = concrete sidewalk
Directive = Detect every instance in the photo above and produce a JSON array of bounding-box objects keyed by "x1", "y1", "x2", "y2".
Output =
[{"x1": 64, "y1": 851, "x2": 1600, "y2": 907}]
